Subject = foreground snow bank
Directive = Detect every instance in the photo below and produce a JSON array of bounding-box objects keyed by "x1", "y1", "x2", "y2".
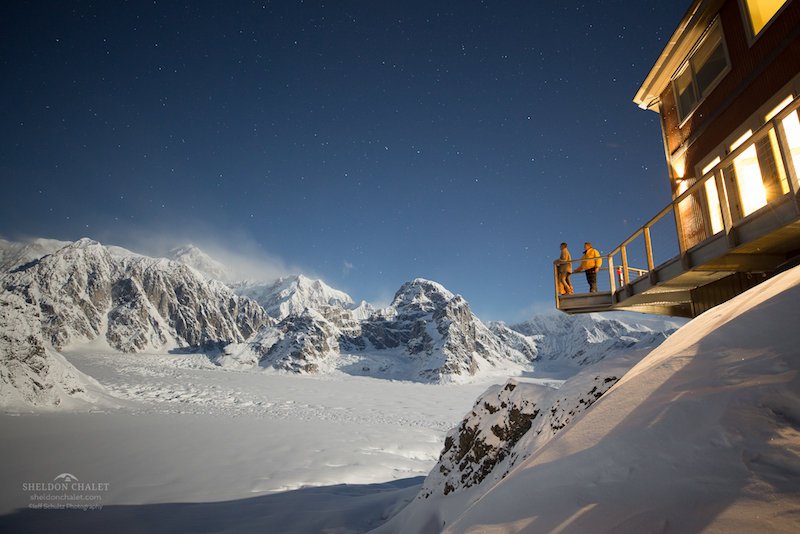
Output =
[{"x1": 378, "y1": 267, "x2": 800, "y2": 533}]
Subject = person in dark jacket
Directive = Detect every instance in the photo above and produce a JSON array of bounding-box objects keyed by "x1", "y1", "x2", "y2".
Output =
[{"x1": 554, "y1": 243, "x2": 573, "y2": 295}]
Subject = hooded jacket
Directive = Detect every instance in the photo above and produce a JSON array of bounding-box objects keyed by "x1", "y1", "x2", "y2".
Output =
[{"x1": 576, "y1": 247, "x2": 601, "y2": 272}]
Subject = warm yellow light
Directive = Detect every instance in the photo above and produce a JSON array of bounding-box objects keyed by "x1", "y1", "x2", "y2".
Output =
[
  {"x1": 744, "y1": 0, "x2": 788, "y2": 35},
  {"x1": 765, "y1": 95, "x2": 800, "y2": 192},
  {"x1": 671, "y1": 152, "x2": 687, "y2": 178},
  {"x1": 705, "y1": 180, "x2": 724, "y2": 234},
  {"x1": 702, "y1": 157, "x2": 721, "y2": 176},
  {"x1": 731, "y1": 130, "x2": 768, "y2": 216},
  {"x1": 702, "y1": 156, "x2": 724, "y2": 234}
]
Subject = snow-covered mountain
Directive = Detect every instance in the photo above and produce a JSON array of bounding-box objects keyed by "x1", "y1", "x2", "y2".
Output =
[
  {"x1": 358, "y1": 279, "x2": 538, "y2": 381},
  {"x1": 0, "y1": 238, "x2": 271, "y2": 354},
  {"x1": 167, "y1": 244, "x2": 240, "y2": 282},
  {"x1": 509, "y1": 312, "x2": 680, "y2": 368},
  {"x1": 220, "y1": 278, "x2": 540, "y2": 383},
  {"x1": 0, "y1": 237, "x2": 71, "y2": 272},
  {"x1": 229, "y1": 274, "x2": 373, "y2": 321}
]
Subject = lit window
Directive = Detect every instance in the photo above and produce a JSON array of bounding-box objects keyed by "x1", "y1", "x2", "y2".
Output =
[
  {"x1": 731, "y1": 131, "x2": 769, "y2": 216},
  {"x1": 672, "y1": 21, "x2": 730, "y2": 121},
  {"x1": 702, "y1": 157, "x2": 725, "y2": 234},
  {"x1": 742, "y1": 0, "x2": 790, "y2": 37},
  {"x1": 764, "y1": 95, "x2": 800, "y2": 195}
]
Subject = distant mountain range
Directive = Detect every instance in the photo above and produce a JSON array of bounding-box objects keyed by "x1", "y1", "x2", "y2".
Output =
[{"x1": 0, "y1": 238, "x2": 681, "y2": 406}]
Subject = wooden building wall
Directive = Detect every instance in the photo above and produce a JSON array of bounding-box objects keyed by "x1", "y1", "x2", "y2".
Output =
[{"x1": 660, "y1": 0, "x2": 800, "y2": 195}]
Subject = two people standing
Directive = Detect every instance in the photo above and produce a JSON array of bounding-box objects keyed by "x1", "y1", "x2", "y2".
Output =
[{"x1": 556, "y1": 242, "x2": 602, "y2": 294}]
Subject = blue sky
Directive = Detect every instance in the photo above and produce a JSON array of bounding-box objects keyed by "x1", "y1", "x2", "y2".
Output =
[{"x1": 1, "y1": 1, "x2": 690, "y2": 323}]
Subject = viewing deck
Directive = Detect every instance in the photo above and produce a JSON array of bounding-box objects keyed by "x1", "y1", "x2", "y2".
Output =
[{"x1": 557, "y1": 97, "x2": 800, "y2": 318}]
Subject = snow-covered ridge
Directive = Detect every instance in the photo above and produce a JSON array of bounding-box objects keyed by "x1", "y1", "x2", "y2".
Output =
[
  {"x1": 0, "y1": 237, "x2": 72, "y2": 272},
  {"x1": 229, "y1": 274, "x2": 365, "y2": 321},
  {"x1": 0, "y1": 238, "x2": 271, "y2": 354},
  {"x1": 509, "y1": 312, "x2": 679, "y2": 368}
]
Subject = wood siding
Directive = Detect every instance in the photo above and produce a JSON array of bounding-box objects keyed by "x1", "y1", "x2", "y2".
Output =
[
  {"x1": 660, "y1": 0, "x2": 800, "y2": 192},
  {"x1": 690, "y1": 271, "x2": 770, "y2": 315}
]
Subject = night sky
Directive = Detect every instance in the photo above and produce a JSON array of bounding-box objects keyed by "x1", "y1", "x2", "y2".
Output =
[{"x1": 1, "y1": 1, "x2": 690, "y2": 323}]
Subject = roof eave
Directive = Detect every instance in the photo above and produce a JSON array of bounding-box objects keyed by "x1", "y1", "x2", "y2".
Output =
[{"x1": 633, "y1": 0, "x2": 727, "y2": 111}]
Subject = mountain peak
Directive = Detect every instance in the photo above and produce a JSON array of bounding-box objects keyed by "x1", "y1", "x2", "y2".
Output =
[
  {"x1": 72, "y1": 237, "x2": 101, "y2": 249},
  {"x1": 167, "y1": 245, "x2": 238, "y2": 282}
]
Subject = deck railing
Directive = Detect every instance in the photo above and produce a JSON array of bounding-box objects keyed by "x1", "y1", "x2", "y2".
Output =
[{"x1": 556, "y1": 96, "x2": 800, "y2": 304}]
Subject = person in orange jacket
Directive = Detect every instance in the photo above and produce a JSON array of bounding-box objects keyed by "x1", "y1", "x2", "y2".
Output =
[{"x1": 574, "y1": 242, "x2": 601, "y2": 292}]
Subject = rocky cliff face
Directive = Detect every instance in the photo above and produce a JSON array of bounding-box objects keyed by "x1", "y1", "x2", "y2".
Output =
[
  {"x1": 415, "y1": 349, "x2": 644, "y2": 500},
  {"x1": 0, "y1": 239, "x2": 271, "y2": 353},
  {"x1": 0, "y1": 292, "x2": 109, "y2": 408},
  {"x1": 356, "y1": 279, "x2": 538, "y2": 381}
]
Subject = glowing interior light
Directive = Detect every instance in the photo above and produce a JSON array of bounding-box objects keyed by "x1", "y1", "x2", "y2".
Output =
[
  {"x1": 730, "y1": 130, "x2": 768, "y2": 216},
  {"x1": 765, "y1": 95, "x2": 800, "y2": 192},
  {"x1": 765, "y1": 96, "x2": 793, "y2": 194},
  {"x1": 702, "y1": 157, "x2": 724, "y2": 234},
  {"x1": 671, "y1": 152, "x2": 687, "y2": 178},
  {"x1": 744, "y1": 0, "x2": 789, "y2": 36}
]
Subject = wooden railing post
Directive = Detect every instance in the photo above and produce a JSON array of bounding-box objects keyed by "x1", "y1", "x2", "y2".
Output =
[
  {"x1": 643, "y1": 226, "x2": 655, "y2": 271},
  {"x1": 554, "y1": 261, "x2": 561, "y2": 308},
  {"x1": 607, "y1": 254, "x2": 616, "y2": 298},
  {"x1": 621, "y1": 245, "x2": 630, "y2": 286},
  {"x1": 673, "y1": 201, "x2": 691, "y2": 270}
]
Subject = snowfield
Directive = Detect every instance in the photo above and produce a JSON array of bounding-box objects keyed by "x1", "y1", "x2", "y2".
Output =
[{"x1": 0, "y1": 347, "x2": 533, "y2": 532}]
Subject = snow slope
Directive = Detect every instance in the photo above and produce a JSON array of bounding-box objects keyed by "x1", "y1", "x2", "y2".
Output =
[{"x1": 376, "y1": 265, "x2": 800, "y2": 533}]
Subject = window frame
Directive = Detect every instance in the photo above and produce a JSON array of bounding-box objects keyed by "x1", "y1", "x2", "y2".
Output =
[{"x1": 672, "y1": 18, "x2": 731, "y2": 125}]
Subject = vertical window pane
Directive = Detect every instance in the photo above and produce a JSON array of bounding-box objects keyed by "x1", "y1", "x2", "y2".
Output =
[
  {"x1": 766, "y1": 97, "x2": 800, "y2": 191},
  {"x1": 702, "y1": 157, "x2": 724, "y2": 235},
  {"x1": 782, "y1": 110, "x2": 800, "y2": 187},
  {"x1": 744, "y1": 0, "x2": 789, "y2": 36},
  {"x1": 765, "y1": 96, "x2": 793, "y2": 195},
  {"x1": 705, "y1": 180, "x2": 724, "y2": 234},
  {"x1": 692, "y1": 28, "x2": 727, "y2": 96},
  {"x1": 675, "y1": 68, "x2": 696, "y2": 119},
  {"x1": 731, "y1": 131, "x2": 768, "y2": 216}
]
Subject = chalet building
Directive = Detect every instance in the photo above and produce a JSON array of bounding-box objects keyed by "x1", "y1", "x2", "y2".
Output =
[{"x1": 558, "y1": 0, "x2": 800, "y2": 318}]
